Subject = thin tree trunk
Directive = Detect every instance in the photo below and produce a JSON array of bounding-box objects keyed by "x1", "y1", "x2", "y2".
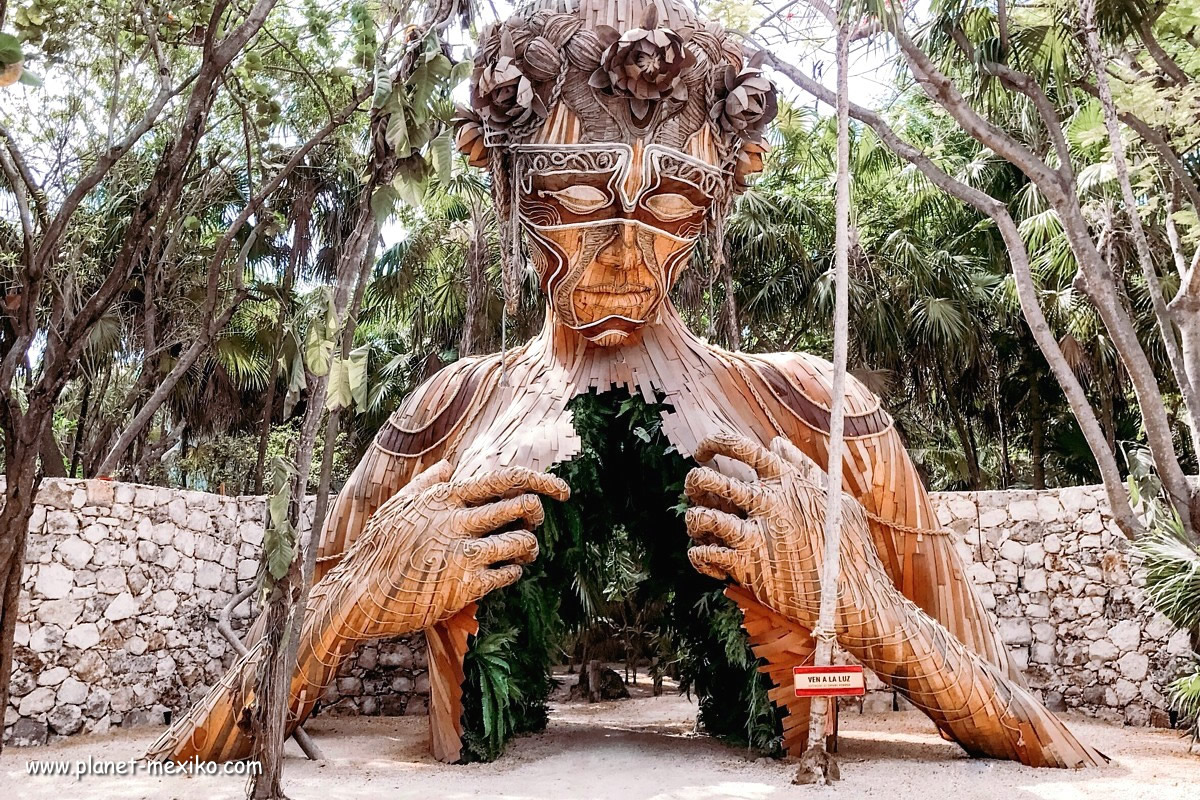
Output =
[
  {"x1": 758, "y1": 45, "x2": 1147, "y2": 540},
  {"x1": 69, "y1": 377, "x2": 92, "y2": 478},
  {"x1": 0, "y1": 432, "x2": 42, "y2": 756},
  {"x1": 1030, "y1": 380, "x2": 1046, "y2": 489},
  {"x1": 250, "y1": 149, "x2": 389, "y2": 800},
  {"x1": 255, "y1": 181, "x2": 314, "y2": 493},
  {"x1": 943, "y1": 370, "x2": 981, "y2": 489},
  {"x1": 799, "y1": 18, "x2": 850, "y2": 786},
  {"x1": 1084, "y1": 1, "x2": 1200, "y2": 456},
  {"x1": 39, "y1": 421, "x2": 67, "y2": 478}
]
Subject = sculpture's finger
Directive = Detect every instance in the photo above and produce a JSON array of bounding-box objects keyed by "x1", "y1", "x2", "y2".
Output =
[
  {"x1": 455, "y1": 467, "x2": 570, "y2": 505},
  {"x1": 685, "y1": 506, "x2": 754, "y2": 549},
  {"x1": 460, "y1": 494, "x2": 544, "y2": 535},
  {"x1": 462, "y1": 531, "x2": 539, "y2": 567},
  {"x1": 694, "y1": 432, "x2": 783, "y2": 479},
  {"x1": 685, "y1": 466, "x2": 766, "y2": 514},
  {"x1": 687, "y1": 544, "x2": 741, "y2": 582},
  {"x1": 402, "y1": 459, "x2": 454, "y2": 497},
  {"x1": 769, "y1": 437, "x2": 824, "y2": 483},
  {"x1": 463, "y1": 565, "x2": 524, "y2": 603}
]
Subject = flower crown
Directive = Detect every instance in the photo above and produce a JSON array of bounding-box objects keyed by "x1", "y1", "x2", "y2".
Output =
[{"x1": 455, "y1": 1, "x2": 777, "y2": 187}]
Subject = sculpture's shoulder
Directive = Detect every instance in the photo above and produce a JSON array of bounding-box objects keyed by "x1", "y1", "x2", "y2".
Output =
[
  {"x1": 738, "y1": 350, "x2": 893, "y2": 438},
  {"x1": 374, "y1": 353, "x2": 504, "y2": 458}
]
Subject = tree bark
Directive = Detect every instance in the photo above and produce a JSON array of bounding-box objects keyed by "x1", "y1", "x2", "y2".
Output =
[
  {"x1": 801, "y1": 18, "x2": 850, "y2": 784},
  {"x1": 255, "y1": 180, "x2": 316, "y2": 493},
  {"x1": 1083, "y1": 0, "x2": 1200, "y2": 459},
  {"x1": 68, "y1": 377, "x2": 92, "y2": 478},
  {"x1": 0, "y1": 433, "x2": 42, "y2": 756}
]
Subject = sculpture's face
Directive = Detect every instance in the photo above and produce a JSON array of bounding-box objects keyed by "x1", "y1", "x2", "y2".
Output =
[{"x1": 517, "y1": 142, "x2": 723, "y2": 347}]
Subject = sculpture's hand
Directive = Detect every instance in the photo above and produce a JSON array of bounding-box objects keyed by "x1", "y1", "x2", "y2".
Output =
[
  {"x1": 307, "y1": 460, "x2": 571, "y2": 641},
  {"x1": 684, "y1": 433, "x2": 828, "y2": 627}
]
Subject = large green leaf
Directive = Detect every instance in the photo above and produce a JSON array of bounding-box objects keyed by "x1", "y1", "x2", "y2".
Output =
[
  {"x1": 431, "y1": 130, "x2": 453, "y2": 187},
  {"x1": 304, "y1": 321, "x2": 334, "y2": 377},
  {"x1": 348, "y1": 344, "x2": 369, "y2": 410},
  {"x1": 325, "y1": 356, "x2": 353, "y2": 411}
]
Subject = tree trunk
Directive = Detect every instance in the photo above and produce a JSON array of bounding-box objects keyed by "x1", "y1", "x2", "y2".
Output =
[
  {"x1": 255, "y1": 181, "x2": 314, "y2": 494},
  {"x1": 39, "y1": 421, "x2": 67, "y2": 478},
  {"x1": 1030, "y1": 380, "x2": 1046, "y2": 490},
  {"x1": 250, "y1": 142, "x2": 390, "y2": 799},
  {"x1": 0, "y1": 433, "x2": 41, "y2": 757},
  {"x1": 69, "y1": 377, "x2": 92, "y2": 478},
  {"x1": 799, "y1": 19, "x2": 850, "y2": 786}
]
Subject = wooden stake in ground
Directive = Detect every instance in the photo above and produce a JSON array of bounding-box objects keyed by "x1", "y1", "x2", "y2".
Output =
[{"x1": 795, "y1": 15, "x2": 852, "y2": 787}]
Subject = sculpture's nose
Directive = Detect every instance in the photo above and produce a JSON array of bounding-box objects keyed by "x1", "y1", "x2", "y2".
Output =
[{"x1": 594, "y1": 223, "x2": 640, "y2": 271}]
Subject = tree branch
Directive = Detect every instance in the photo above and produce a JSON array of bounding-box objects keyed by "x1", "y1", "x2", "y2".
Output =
[{"x1": 757, "y1": 44, "x2": 1146, "y2": 539}]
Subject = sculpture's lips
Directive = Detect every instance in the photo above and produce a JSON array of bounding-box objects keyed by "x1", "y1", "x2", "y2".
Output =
[{"x1": 575, "y1": 283, "x2": 652, "y2": 295}]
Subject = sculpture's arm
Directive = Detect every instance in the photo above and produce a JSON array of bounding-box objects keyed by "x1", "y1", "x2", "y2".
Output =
[
  {"x1": 683, "y1": 433, "x2": 1104, "y2": 769},
  {"x1": 314, "y1": 354, "x2": 504, "y2": 582},
  {"x1": 744, "y1": 352, "x2": 1017, "y2": 680},
  {"x1": 146, "y1": 461, "x2": 569, "y2": 763}
]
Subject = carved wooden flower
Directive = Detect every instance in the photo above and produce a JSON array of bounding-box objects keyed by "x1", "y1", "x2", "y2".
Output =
[
  {"x1": 588, "y1": 6, "x2": 695, "y2": 125},
  {"x1": 453, "y1": 105, "x2": 489, "y2": 168},
  {"x1": 471, "y1": 28, "x2": 558, "y2": 134},
  {"x1": 713, "y1": 53, "x2": 778, "y2": 142}
]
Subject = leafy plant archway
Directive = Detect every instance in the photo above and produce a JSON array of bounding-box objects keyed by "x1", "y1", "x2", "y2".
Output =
[{"x1": 459, "y1": 390, "x2": 784, "y2": 761}]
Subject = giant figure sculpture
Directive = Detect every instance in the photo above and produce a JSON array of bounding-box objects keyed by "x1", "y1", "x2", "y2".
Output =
[{"x1": 149, "y1": 0, "x2": 1104, "y2": 769}]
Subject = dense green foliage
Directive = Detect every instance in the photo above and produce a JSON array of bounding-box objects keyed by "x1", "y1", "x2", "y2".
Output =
[{"x1": 461, "y1": 391, "x2": 783, "y2": 760}]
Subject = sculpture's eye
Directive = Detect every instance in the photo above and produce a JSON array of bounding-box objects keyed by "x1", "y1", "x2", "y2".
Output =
[
  {"x1": 543, "y1": 185, "x2": 611, "y2": 215},
  {"x1": 644, "y1": 193, "x2": 703, "y2": 222}
]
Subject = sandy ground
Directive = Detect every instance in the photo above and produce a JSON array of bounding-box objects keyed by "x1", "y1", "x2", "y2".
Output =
[{"x1": 4, "y1": 681, "x2": 1197, "y2": 800}]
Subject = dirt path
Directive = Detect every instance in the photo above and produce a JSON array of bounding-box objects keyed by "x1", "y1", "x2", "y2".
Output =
[{"x1": 4, "y1": 690, "x2": 1196, "y2": 799}]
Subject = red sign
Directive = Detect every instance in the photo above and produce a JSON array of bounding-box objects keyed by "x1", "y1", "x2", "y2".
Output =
[{"x1": 793, "y1": 665, "x2": 865, "y2": 698}]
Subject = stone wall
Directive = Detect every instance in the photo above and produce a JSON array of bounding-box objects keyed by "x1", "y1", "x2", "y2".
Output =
[
  {"x1": 3, "y1": 478, "x2": 430, "y2": 747},
  {"x1": 4, "y1": 478, "x2": 1195, "y2": 746},
  {"x1": 928, "y1": 486, "x2": 1193, "y2": 727}
]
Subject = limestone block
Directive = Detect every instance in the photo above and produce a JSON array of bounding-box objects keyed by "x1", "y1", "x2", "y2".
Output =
[
  {"x1": 34, "y1": 563, "x2": 73, "y2": 599},
  {"x1": 57, "y1": 678, "x2": 88, "y2": 706},
  {"x1": 95, "y1": 567, "x2": 127, "y2": 595},
  {"x1": 1088, "y1": 639, "x2": 1119, "y2": 662},
  {"x1": 978, "y1": 507, "x2": 1008, "y2": 529},
  {"x1": 195, "y1": 561, "x2": 223, "y2": 590},
  {"x1": 36, "y1": 666, "x2": 70, "y2": 686},
  {"x1": 998, "y1": 539, "x2": 1024, "y2": 563},
  {"x1": 18, "y1": 686, "x2": 56, "y2": 716},
  {"x1": 1108, "y1": 620, "x2": 1142, "y2": 652},
  {"x1": 998, "y1": 618, "x2": 1031, "y2": 645},
  {"x1": 103, "y1": 591, "x2": 140, "y2": 621},
  {"x1": 1009, "y1": 499, "x2": 1039, "y2": 521},
  {"x1": 29, "y1": 625, "x2": 64, "y2": 653},
  {"x1": 167, "y1": 498, "x2": 188, "y2": 526},
  {"x1": 44, "y1": 510, "x2": 80, "y2": 536},
  {"x1": 967, "y1": 562, "x2": 995, "y2": 585},
  {"x1": 153, "y1": 590, "x2": 178, "y2": 615},
  {"x1": 1023, "y1": 569, "x2": 1047, "y2": 593},
  {"x1": 57, "y1": 537, "x2": 94, "y2": 569},
  {"x1": 64, "y1": 623, "x2": 100, "y2": 650},
  {"x1": 8, "y1": 718, "x2": 49, "y2": 746}
]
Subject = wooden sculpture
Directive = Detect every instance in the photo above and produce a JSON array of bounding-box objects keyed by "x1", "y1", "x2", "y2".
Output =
[{"x1": 148, "y1": 0, "x2": 1104, "y2": 769}]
